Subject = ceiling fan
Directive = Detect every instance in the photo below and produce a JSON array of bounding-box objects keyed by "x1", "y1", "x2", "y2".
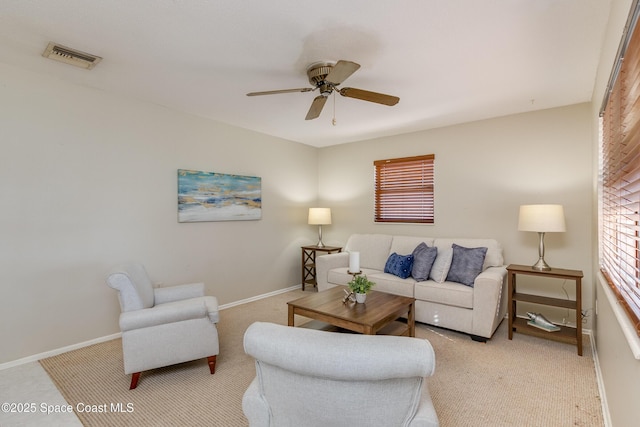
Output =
[{"x1": 246, "y1": 60, "x2": 400, "y2": 120}]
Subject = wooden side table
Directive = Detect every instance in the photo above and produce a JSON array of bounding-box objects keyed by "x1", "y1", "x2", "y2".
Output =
[
  {"x1": 507, "y1": 264, "x2": 584, "y2": 355},
  {"x1": 301, "y1": 245, "x2": 342, "y2": 290}
]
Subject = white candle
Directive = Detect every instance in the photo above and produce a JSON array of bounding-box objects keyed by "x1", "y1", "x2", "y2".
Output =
[{"x1": 349, "y1": 251, "x2": 360, "y2": 273}]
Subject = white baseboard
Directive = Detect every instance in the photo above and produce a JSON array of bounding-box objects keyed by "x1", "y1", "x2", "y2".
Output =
[
  {"x1": 0, "y1": 284, "x2": 301, "y2": 371},
  {"x1": 0, "y1": 332, "x2": 121, "y2": 371},
  {"x1": 218, "y1": 284, "x2": 300, "y2": 310},
  {"x1": 589, "y1": 330, "x2": 612, "y2": 427}
]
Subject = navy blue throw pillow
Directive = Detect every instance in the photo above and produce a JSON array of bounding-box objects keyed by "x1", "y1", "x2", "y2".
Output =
[
  {"x1": 446, "y1": 244, "x2": 488, "y2": 287},
  {"x1": 384, "y1": 253, "x2": 414, "y2": 279}
]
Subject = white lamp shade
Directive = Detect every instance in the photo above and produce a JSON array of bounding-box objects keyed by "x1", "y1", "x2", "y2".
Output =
[
  {"x1": 308, "y1": 208, "x2": 332, "y2": 225},
  {"x1": 518, "y1": 204, "x2": 566, "y2": 232}
]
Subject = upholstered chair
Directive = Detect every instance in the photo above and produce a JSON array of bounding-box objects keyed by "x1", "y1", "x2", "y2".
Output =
[
  {"x1": 106, "y1": 263, "x2": 219, "y2": 389},
  {"x1": 242, "y1": 322, "x2": 439, "y2": 427}
]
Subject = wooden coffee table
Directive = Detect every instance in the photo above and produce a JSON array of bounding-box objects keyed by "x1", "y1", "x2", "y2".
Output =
[{"x1": 287, "y1": 286, "x2": 415, "y2": 337}]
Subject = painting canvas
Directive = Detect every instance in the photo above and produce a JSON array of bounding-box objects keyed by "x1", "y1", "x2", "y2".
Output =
[{"x1": 178, "y1": 169, "x2": 262, "y2": 222}]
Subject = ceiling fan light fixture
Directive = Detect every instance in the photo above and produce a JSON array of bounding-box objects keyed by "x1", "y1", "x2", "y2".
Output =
[{"x1": 319, "y1": 84, "x2": 333, "y2": 96}]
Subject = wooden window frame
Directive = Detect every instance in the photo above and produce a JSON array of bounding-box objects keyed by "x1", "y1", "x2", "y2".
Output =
[
  {"x1": 600, "y1": 1, "x2": 640, "y2": 337},
  {"x1": 374, "y1": 154, "x2": 435, "y2": 224}
]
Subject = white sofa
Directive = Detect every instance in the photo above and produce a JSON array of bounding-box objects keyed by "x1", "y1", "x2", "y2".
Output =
[{"x1": 316, "y1": 234, "x2": 507, "y2": 340}]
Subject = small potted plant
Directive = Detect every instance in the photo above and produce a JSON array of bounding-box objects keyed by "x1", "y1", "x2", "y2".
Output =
[{"x1": 348, "y1": 275, "x2": 375, "y2": 303}]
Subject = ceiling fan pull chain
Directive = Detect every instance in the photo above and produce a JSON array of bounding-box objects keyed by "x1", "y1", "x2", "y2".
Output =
[{"x1": 332, "y1": 91, "x2": 337, "y2": 126}]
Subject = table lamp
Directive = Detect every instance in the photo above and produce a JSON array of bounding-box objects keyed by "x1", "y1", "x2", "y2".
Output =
[
  {"x1": 308, "y1": 208, "x2": 331, "y2": 248},
  {"x1": 518, "y1": 204, "x2": 566, "y2": 271}
]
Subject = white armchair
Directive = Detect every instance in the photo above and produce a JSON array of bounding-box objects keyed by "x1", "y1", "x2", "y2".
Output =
[
  {"x1": 242, "y1": 322, "x2": 439, "y2": 427},
  {"x1": 106, "y1": 263, "x2": 219, "y2": 389}
]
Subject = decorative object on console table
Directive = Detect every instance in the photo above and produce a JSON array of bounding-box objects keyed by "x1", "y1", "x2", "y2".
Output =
[
  {"x1": 347, "y1": 274, "x2": 375, "y2": 303},
  {"x1": 301, "y1": 245, "x2": 342, "y2": 290},
  {"x1": 518, "y1": 204, "x2": 566, "y2": 271},
  {"x1": 507, "y1": 264, "x2": 583, "y2": 355},
  {"x1": 308, "y1": 207, "x2": 332, "y2": 247},
  {"x1": 526, "y1": 312, "x2": 561, "y2": 332}
]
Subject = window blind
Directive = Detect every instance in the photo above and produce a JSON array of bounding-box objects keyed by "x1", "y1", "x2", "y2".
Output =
[
  {"x1": 600, "y1": 2, "x2": 640, "y2": 336},
  {"x1": 374, "y1": 154, "x2": 434, "y2": 224}
]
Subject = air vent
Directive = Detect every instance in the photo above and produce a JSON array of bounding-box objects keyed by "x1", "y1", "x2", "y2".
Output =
[{"x1": 42, "y1": 42, "x2": 102, "y2": 70}]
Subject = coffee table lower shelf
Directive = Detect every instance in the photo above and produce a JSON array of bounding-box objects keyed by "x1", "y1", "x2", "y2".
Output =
[{"x1": 300, "y1": 319, "x2": 411, "y2": 336}]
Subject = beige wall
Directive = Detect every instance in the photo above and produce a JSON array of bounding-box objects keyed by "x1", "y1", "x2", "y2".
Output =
[
  {"x1": 318, "y1": 103, "x2": 593, "y2": 328},
  {"x1": 0, "y1": 63, "x2": 318, "y2": 364},
  {"x1": 591, "y1": 0, "x2": 640, "y2": 426}
]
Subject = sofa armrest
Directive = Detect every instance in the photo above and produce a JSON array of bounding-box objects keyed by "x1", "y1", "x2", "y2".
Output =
[
  {"x1": 471, "y1": 266, "x2": 507, "y2": 338},
  {"x1": 316, "y1": 252, "x2": 349, "y2": 292},
  {"x1": 202, "y1": 296, "x2": 220, "y2": 323},
  {"x1": 409, "y1": 384, "x2": 440, "y2": 427},
  {"x1": 119, "y1": 298, "x2": 207, "y2": 331},
  {"x1": 242, "y1": 378, "x2": 270, "y2": 427},
  {"x1": 153, "y1": 282, "x2": 205, "y2": 304}
]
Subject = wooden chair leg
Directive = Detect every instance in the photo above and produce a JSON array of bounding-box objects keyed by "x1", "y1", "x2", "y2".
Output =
[
  {"x1": 207, "y1": 355, "x2": 217, "y2": 374},
  {"x1": 129, "y1": 372, "x2": 141, "y2": 390},
  {"x1": 130, "y1": 358, "x2": 214, "y2": 389}
]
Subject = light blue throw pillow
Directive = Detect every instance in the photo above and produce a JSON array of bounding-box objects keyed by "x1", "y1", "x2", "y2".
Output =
[
  {"x1": 445, "y1": 244, "x2": 488, "y2": 287},
  {"x1": 429, "y1": 247, "x2": 453, "y2": 283},
  {"x1": 384, "y1": 253, "x2": 414, "y2": 279},
  {"x1": 411, "y1": 243, "x2": 438, "y2": 282}
]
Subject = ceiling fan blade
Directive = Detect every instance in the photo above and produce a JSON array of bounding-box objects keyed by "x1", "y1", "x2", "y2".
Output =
[
  {"x1": 247, "y1": 88, "x2": 313, "y2": 96},
  {"x1": 305, "y1": 95, "x2": 328, "y2": 120},
  {"x1": 325, "y1": 60, "x2": 360, "y2": 85},
  {"x1": 339, "y1": 87, "x2": 400, "y2": 106}
]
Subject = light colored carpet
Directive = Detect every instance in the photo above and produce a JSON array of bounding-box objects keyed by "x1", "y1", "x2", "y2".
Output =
[{"x1": 40, "y1": 289, "x2": 604, "y2": 426}]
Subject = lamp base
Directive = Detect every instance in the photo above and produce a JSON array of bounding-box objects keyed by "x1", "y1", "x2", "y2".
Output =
[
  {"x1": 532, "y1": 257, "x2": 551, "y2": 271},
  {"x1": 531, "y1": 232, "x2": 551, "y2": 271},
  {"x1": 316, "y1": 225, "x2": 325, "y2": 247}
]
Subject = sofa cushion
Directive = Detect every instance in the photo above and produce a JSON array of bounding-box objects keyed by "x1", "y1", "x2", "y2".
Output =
[
  {"x1": 384, "y1": 253, "x2": 414, "y2": 279},
  {"x1": 367, "y1": 273, "x2": 415, "y2": 298},
  {"x1": 389, "y1": 236, "x2": 435, "y2": 256},
  {"x1": 344, "y1": 234, "x2": 393, "y2": 270},
  {"x1": 446, "y1": 244, "x2": 488, "y2": 287},
  {"x1": 414, "y1": 280, "x2": 474, "y2": 309},
  {"x1": 411, "y1": 243, "x2": 438, "y2": 282},
  {"x1": 429, "y1": 246, "x2": 453, "y2": 283}
]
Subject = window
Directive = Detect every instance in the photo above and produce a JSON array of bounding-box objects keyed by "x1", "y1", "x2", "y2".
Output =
[
  {"x1": 374, "y1": 154, "x2": 434, "y2": 224},
  {"x1": 600, "y1": 4, "x2": 640, "y2": 336}
]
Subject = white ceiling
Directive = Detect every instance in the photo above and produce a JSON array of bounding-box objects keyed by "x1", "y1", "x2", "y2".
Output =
[{"x1": 0, "y1": 0, "x2": 611, "y2": 147}]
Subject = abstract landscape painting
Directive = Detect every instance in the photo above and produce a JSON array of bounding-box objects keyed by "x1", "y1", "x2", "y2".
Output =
[{"x1": 178, "y1": 169, "x2": 262, "y2": 222}]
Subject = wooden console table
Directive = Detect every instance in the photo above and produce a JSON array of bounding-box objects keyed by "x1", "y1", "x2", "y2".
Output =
[
  {"x1": 507, "y1": 264, "x2": 584, "y2": 355},
  {"x1": 301, "y1": 245, "x2": 341, "y2": 290}
]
